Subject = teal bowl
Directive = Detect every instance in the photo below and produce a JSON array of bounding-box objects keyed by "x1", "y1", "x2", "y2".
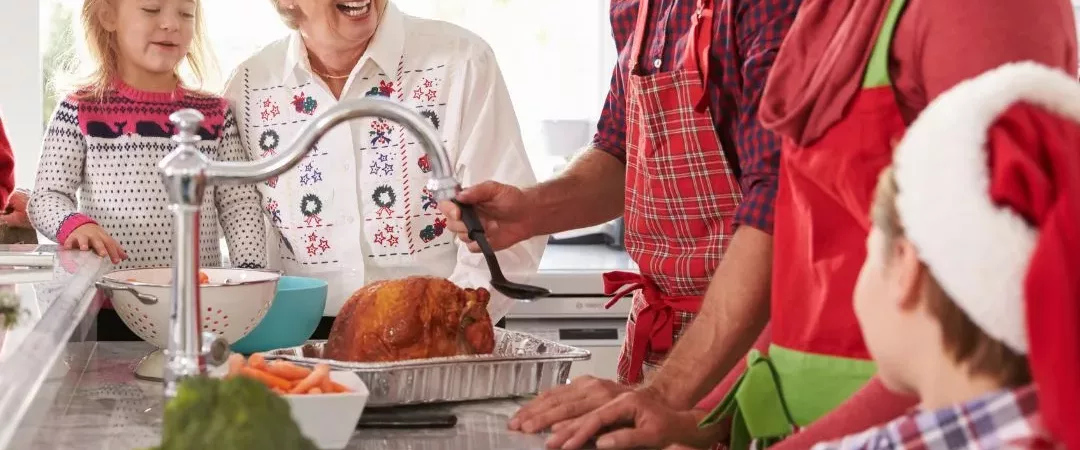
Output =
[{"x1": 231, "y1": 276, "x2": 328, "y2": 354}]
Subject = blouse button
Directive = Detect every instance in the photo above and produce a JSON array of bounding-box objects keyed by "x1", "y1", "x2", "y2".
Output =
[{"x1": 653, "y1": 58, "x2": 662, "y2": 69}]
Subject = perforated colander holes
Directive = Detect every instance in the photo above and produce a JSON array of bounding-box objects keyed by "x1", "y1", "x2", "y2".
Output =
[
  {"x1": 132, "y1": 305, "x2": 153, "y2": 337},
  {"x1": 247, "y1": 303, "x2": 271, "y2": 329},
  {"x1": 202, "y1": 307, "x2": 230, "y2": 334},
  {"x1": 118, "y1": 305, "x2": 155, "y2": 339}
]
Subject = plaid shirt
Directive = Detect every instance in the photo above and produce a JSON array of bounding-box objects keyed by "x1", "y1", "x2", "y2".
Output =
[
  {"x1": 811, "y1": 385, "x2": 1061, "y2": 450},
  {"x1": 592, "y1": 0, "x2": 800, "y2": 233}
]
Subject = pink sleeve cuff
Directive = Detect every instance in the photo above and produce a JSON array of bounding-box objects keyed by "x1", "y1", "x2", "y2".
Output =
[{"x1": 57, "y1": 213, "x2": 97, "y2": 244}]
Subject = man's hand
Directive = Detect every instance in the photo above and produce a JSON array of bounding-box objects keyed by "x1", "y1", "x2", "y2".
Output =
[
  {"x1": 65, "y1": 224, "x2": 127, "y2": 264},
  {"x1": 544, "y1": 389, "x2": 715, "y2": 450},
  {"x1": 509, "y1": 376, "x2": 631, "y2": 434},
  {"x1": 438, "y1": 181, "x2": 537, "y2": 252}
]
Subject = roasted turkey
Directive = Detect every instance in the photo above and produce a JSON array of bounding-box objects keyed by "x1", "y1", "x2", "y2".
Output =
[{"x1": 324, "y1": 276, "x2": 496, "y2": 362}]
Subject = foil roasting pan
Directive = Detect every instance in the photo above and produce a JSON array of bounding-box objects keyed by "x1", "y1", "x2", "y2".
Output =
[{"x1": 263, "y1": 328, "x2": 591, "y2": 406}]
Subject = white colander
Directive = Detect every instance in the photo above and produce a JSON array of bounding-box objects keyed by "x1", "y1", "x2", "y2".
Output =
[{"x1": 96, "y1": 267, "x2": 279, "y2": 380}]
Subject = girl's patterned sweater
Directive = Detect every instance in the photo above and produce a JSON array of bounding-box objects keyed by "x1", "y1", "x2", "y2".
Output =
[{"x1": 28, "y1": 82, "x2": 266, "y2": 269}]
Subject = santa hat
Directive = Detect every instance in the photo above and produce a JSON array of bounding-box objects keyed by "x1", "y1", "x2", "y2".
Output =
[{"x1": 893, "y1": 61, "x2": 1080, "y2": 448}]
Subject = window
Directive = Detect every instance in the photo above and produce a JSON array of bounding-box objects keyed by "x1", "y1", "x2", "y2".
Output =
[{"x1": 39, "y1": 0, "x2": 616, "y2": 180}]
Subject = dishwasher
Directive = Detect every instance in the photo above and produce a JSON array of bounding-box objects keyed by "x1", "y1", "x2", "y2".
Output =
[{"x1": 505, "y1": 244, "x2": 636, "y2": 381}]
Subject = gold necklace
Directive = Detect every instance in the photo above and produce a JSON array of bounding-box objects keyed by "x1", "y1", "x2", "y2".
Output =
[{"x1": 311, "y1": 67, "x2": 352, "y2": 80}]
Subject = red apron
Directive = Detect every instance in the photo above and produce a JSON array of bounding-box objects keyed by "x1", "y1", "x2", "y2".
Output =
[
  {"x1": 606, "y1": 0, "x2": 742, "y2": 385},
  {"x1": 699, "y1": 1, "x2": 910, "y2": 447},
  {"x1": 770, "y1": 0, "x2": 908, "y2": 381}
]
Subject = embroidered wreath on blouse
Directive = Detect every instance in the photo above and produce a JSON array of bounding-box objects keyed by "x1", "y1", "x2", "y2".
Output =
[
  {"x1": 371, "y1": 185, "x2": 396, "y2": 208},
  {"x1": 300, "y1": 194, "x2": 323, "y2": 217},
  {"x1": 420, "y1": 110, "x2": 440, "y2": 129},
  {"x1": 259, "y1": 130, "x2": 280, "y2": 152}
]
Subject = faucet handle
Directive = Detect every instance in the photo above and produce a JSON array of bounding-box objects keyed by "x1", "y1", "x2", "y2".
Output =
[{"x1": 170, "y1": 109, "x2": 204, "y2": 144}]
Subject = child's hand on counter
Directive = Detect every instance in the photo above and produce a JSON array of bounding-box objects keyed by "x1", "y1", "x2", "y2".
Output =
[{"x1": 65, "y1": 224, "x2": 127, "y2": 264}]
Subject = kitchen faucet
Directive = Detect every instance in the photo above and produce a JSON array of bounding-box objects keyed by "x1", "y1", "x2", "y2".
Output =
[{"x1": 159, "y1": 98, "x2": 460, "y2": 398}]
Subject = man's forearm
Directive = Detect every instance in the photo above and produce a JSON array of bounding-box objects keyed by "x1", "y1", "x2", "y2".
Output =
[
  {"x1": 647, "y1": 225, "x2": 773, "y2": 409},
  {"x1": 523, "y1": 147, "x2": 626, "y2": 236}
]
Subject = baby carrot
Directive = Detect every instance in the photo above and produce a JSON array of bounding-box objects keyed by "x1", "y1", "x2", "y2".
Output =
[
  {"x1": 266, "y1": 361, "x2": 312, "y2": 381},
  {"x1": 226, "y1": 354, "x2": 245, "y2": 378},
  {"x1": 289, "y1": 364, "x2": 330, "y2": 394},
  {"x1": 309, "y1": 387, "x2": 323, "y2": 395},
  {"x1": 248, "y1": 353, "x2": 268, "y2": 370},
  {"x1": 240, "y1": 367, "x2": 291, "y2": 391},
  {"x1": 319, "y1": 376, "x2": 349, "y2": 393}
]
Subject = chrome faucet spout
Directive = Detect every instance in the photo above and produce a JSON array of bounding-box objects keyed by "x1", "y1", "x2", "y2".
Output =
[
  {"x1": 158, "y1": 97, "x2": 460, "y2": 399},
  {"x1": 206, "y1": 98, "x2": 460, "y2": 198}
]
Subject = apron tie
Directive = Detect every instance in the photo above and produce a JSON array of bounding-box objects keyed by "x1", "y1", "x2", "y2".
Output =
[
  {"x1": 700, "y1": 348, "x2": 799, "y2": 450},
  {"x1": 604, "y1": 271, "x2": 701, "y2": 383}
]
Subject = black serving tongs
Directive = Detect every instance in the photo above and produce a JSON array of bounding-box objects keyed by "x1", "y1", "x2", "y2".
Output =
[{"x1": 452, "y1": 200, "x2": 550, "y2": 300}]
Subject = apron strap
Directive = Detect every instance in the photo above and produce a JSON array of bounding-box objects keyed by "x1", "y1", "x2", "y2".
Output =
[
  {"x1": 861, "y1": 0, "x2": 908, "y2": 88},
  {"x1": 686, "y1": 0, "x2": 714, "y2": 111}
]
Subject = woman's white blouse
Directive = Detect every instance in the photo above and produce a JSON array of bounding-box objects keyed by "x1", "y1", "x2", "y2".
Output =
[{"x1": 224, "y1": 3, "x2": 546, "y2": 320}]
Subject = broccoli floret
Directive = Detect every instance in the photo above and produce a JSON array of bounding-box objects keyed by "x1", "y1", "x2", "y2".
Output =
[
  {"x1": 153, "y1": 376, "x2": 317, "y2": 450},
  {"x1": 0, "y1": 291, "x2": 25, "y2": 330}
]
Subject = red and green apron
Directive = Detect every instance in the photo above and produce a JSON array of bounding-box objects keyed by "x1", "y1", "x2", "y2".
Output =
[
  {"x1": 701, "y1": 0, "x2": 908, "y2": 447},
  {"x1": 605, "y1": 0, "x2": 742, "y2": 386}
]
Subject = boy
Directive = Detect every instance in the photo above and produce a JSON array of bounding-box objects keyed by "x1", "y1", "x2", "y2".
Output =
[{"x1": 813, "y1": 62, "x2": 1079, "y2": 449}]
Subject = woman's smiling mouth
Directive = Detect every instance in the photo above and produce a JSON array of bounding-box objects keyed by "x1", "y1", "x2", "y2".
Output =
[{"x1": 336, "y1": 0, "x2": 371, "y2": 17}]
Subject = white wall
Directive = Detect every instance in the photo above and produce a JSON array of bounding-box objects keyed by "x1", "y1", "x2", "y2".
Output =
[{"x1": 0, "y1": 1, "x2": 42, "y2": 190}]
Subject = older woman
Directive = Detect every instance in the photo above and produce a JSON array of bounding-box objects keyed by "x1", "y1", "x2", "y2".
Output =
[{"x1": 223, "y1": 0, "x2": 545, "y2": 321}]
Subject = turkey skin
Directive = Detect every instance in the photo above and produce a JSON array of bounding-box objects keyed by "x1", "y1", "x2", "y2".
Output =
[{"x1": 324, "y1": 276, "x2": 496, "y2": 362}]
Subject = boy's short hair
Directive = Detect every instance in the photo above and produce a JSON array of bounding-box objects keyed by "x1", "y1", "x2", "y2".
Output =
[{"x1": 871, "y1": 167, "x2": 1031, "y2": 387}]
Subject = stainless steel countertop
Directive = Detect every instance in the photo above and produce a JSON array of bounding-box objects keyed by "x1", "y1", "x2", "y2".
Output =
[
  {"x1": 0, "y1": 247, "x2": 110, "y2": 449},
  {"x1": 9, "y1": 342, "x2": 556, "y2": 450},
  {"x1": 0, "y1": 245, "x2": 603, "y2": 449}
]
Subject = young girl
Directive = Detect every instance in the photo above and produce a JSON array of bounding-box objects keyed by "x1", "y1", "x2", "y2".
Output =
[{"x1": 29, "y1": 0, "x2": 266, "y2": 339}]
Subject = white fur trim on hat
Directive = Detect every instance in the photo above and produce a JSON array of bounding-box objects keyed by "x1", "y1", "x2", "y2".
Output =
[{"x1": 893, "y1": 62, "x2": 1080, "y2": 355}]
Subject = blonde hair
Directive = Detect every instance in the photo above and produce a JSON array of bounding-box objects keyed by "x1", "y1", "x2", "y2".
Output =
[
  {"x1": 871, "y1": 166, "x2": 1031, "y2": 387},
  {"x1": 58, "y1": 0, "x2": 218, "y2": 100}
]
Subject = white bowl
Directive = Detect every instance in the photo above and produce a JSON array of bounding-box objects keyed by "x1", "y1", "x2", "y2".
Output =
[
  {"x1": 208, "y1": 366, "x2": 369, "y2": 449},
  {"x1": 97, "y1": 267, "x2": 279, "y2": 380},
  {"x1": 283, "y1": 371, "x2": 369, "y2": 449}
]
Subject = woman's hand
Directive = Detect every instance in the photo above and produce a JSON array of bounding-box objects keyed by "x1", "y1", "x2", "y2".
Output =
[{"x1": 65, "y1": 224, "x2": 127, "y2": 264}]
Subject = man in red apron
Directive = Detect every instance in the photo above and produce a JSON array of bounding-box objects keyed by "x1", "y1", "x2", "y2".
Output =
[{"x1": 440, "y1": 0, "x2": 797, "y2": 418}]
